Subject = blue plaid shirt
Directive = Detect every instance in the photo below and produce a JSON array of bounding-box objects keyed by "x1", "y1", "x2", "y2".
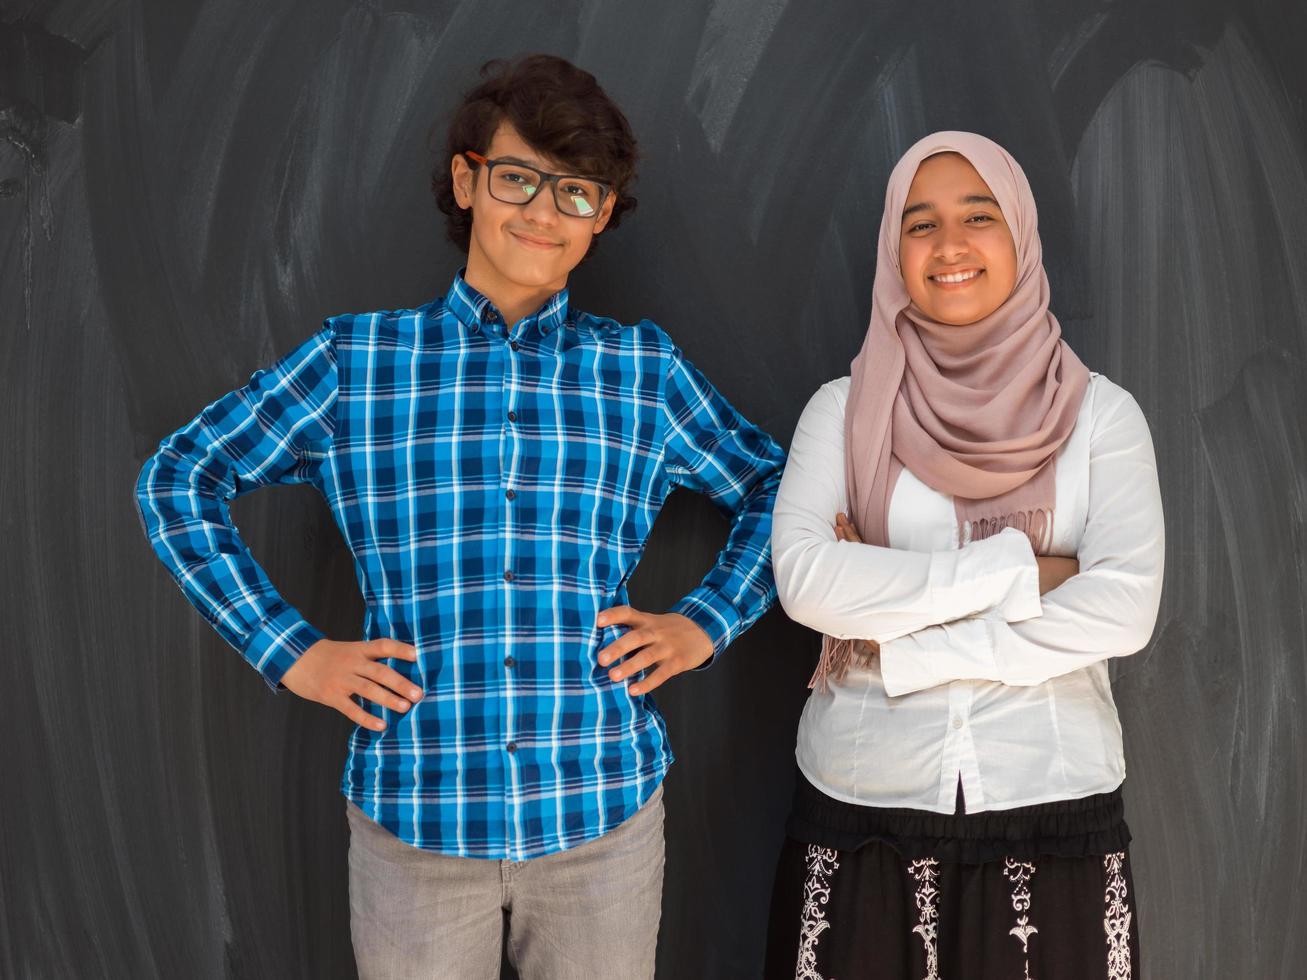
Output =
[{"x1": 134, "y1": 270, "x2": 785, "y2": 859}]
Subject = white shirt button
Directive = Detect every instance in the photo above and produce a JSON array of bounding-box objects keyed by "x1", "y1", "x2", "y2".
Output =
[{"x1": 952, "y1": 716, "x2": 964, "y2": 730}]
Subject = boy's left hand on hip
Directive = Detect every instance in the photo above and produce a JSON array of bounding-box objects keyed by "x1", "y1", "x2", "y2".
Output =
[{"x1": 595, "y1": 607, "x2": 714, "y2": 695}]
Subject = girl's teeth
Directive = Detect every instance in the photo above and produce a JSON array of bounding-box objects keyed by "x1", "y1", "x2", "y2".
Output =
[{"x1": 934, "y1": 270, "x2": 981, "y2": 284}]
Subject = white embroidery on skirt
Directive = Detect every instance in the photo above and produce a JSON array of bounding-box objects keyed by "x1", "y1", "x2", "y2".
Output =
[
  {"x1": 795, "y1": 845, "x2": 840, "y2": 980},
  {"x1": 1003, "y1": 857, "x2": 1039, "y2": 979},
  {"x1": 908, "y1": 857, "x2": 941, "y2": 980},
  {"x1": 1104, "y1": 851, "x2": 1133, "y2": 979}
]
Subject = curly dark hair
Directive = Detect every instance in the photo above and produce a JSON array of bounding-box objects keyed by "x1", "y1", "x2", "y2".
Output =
[{"x1": 431, "y1": 54, "x2": 639, "y2": 257}]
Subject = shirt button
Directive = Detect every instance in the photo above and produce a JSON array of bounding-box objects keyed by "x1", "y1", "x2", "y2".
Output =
[
  {"x1": 506, "y1": 741, "x2": 518, "y2": 754},
  {"x1": 952, "y1": 716, "x2": 964, "y2": 730},
  {"x1": 503, "y1": 570, "x2": 514, "y2": 582},
  {"x1": 505, "y1": 489, "x2": 516, "y2": 500},
  {"x1": 507, "y1": 411, "x2": 517, "y2": 422},
  {"x1": 510, "y1": 340, "x2": 520, "y2": 351},
  {"x1": 504, "y1": 655, "x2": 516, "y2": 668}
]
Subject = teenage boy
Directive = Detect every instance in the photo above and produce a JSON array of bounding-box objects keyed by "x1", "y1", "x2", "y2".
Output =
[{"x1": 134, "y1": 53, "x2": 784, "y2": 978}]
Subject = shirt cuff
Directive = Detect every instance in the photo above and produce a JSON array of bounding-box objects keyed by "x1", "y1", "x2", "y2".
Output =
[
  {"x1": 879, "y1": 616, "x2": 998, "y2": 697},
  {"x1": 667, "y1": 586, "x2": 739, "y2": 669},
  {"x1": 935, "y1": 525, "x2": 1043, "y2": 624},
  {"x1": 242, "y1": 606, "x2": 327, "y2": 694}
]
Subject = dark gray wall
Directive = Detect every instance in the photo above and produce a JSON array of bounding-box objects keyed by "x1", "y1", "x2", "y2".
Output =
[{"x1": 3, "y1": 1, "x2": 1306, "y2": 977}]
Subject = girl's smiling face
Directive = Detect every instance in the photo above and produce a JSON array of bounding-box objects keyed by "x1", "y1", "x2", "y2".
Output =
[{"x1": 897, "y1": 151, "x2": 1018, "y2": 326}]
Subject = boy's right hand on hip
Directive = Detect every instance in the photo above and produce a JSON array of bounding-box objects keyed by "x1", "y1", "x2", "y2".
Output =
[{"x1": 280, "y1": 638, "x2": 422, "y2": 731}]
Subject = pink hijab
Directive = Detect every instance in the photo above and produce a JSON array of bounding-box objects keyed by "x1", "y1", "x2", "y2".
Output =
[{"x1": 810, "y1": 131, "x2": 1090, "y2": 691}]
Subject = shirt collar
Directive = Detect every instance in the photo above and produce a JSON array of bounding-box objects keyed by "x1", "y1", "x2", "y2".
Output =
[{"x1": 445, "y1": 267, "x2": 571, "y2": 341}]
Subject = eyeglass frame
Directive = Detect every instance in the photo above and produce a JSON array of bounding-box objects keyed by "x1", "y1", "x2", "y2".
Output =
[{"x1": 463, "y1": 150, "x2": 613, "y2": 218}]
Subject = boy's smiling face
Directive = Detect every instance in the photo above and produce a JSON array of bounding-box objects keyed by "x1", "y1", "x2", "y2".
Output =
[{"x1": 451, "y1": 120, "x2": 616, "y2": 319}]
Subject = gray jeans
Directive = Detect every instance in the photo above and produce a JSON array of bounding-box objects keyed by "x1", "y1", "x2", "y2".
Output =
[{"x1": 346, "y1": 783, "x2": 666, "y2": 980}]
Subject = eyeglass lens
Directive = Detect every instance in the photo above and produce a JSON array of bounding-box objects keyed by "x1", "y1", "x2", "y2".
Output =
[{"x1": 487, "y1": 164, "x2": 604, "y2": 217}]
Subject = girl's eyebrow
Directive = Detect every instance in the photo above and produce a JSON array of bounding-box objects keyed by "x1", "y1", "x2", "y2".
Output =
[{"x1": 901, "y1": 194, "x2": 1000, "y2": 221}]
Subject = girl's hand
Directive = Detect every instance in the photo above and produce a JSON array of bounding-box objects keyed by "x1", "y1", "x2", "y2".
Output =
[
  {"x1": 835, "y1": 512, "x2": 863, "y2": 544},
  {"x1": 1036, "y1": 556, "x2": 1080, "y2": 594}
]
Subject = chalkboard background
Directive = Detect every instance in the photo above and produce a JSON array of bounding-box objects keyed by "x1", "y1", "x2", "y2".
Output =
[{"x1": 4, "y1": 1, "x2": 1306, "y2": 977}]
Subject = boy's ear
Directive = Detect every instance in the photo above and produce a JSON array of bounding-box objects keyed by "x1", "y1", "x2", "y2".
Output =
[
  {"x1": 592, "y1": 191, "x2": 617, "y2": 234},
  {"x1": 451, "y1": 154, "x2": 476, "y2": 209}
]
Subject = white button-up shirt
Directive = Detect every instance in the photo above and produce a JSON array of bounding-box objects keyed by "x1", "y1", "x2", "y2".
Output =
[{"x1": 772, "y1": 372, "x2": 1165, "y2": 813}]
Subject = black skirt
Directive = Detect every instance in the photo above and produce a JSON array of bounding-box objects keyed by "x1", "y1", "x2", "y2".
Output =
[{"x1": 764, "y1": 769, "x2": 1140, "y2": 980}]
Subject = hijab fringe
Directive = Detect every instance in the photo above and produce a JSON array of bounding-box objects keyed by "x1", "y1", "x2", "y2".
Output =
[
  {"x1": 808, "y1": 634, "x2": 876, "y2": 693},
  {"x1": 963, "y1": 507, "x2": 1054, "y2": 556}
]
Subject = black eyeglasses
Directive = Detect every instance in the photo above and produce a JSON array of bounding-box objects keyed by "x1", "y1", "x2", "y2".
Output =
[{"x1": 464, "y1": 151, "x2": 611, "y2": 218}]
